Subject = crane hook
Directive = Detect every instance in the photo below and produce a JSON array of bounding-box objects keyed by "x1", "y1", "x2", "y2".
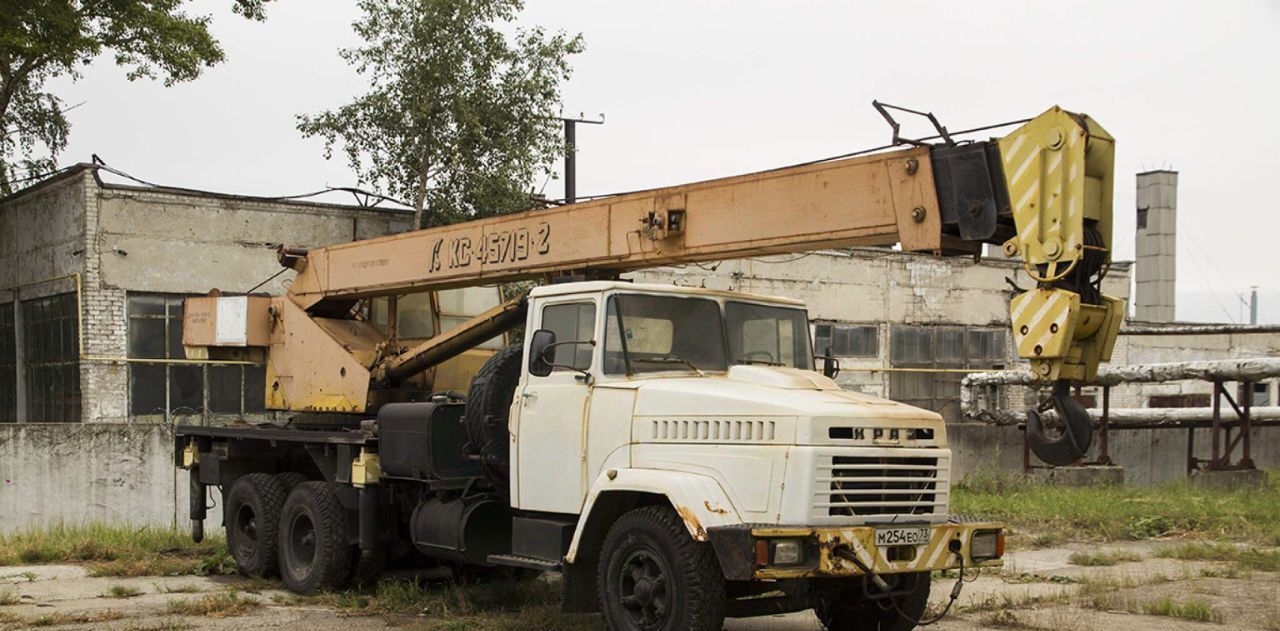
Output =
[{"x1": 1026, "y1": 381, "x2": 1093, "y2": 466}]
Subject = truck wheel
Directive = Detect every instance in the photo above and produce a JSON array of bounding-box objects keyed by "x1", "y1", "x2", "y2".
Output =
[
  {"x1": 277, "y1": 481, "x2": 353, "y2": 594},
  {"x1": 814, "y1": 572, "x2": 931, "y2": 631},
  {"x1": 464, "y1": 344, "x2": 522, "y2": 496},
  {"x1": 597, "y1": 506, "x2": 726, "y2": 631},
  {"x1": 225, "y1": 473, "x2": 287, "y2": 578},
  {"x1": 275, "y1": 472, "x2": 309, "y2": 493}
]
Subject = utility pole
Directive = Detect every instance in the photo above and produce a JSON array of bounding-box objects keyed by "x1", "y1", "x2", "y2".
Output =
[{"x1": 560, "y1": 114, "x2": 604, "y2": 204}]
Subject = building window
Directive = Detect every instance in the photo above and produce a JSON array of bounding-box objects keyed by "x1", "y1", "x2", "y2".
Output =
[
  {"x1": 127, "y1": 294, "x2": 265, "y2": 420},
  {"x1": 1251, "y1": 383, "x2": 1270, "y2": 407},
  {"x1": 1, "y1": 302, "x2": 15, "y2": 423},
  {"x1": 1148, "y1": 394, "x2": 1210, "y2": 408},
  {"x1": 22, "y1": 293, "x2": 80, "y2": 421},
  {"x1": 813, "y1": 322, "x2": 878, "y2": 358},
  {"x1": 1136, "y1": 206, "x2": 1149, "y2": 230},
  {"x1": 889, "y1": 325, "x2": 1006, "y2": 422},
  {"x1": 438, "y1": 287, "x2": 504, "y2": 349}
]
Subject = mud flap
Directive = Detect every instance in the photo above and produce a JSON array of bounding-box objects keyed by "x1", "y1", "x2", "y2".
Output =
[{"x1": 1026, "y1": 382, "x2": 1093, "y2": 466}]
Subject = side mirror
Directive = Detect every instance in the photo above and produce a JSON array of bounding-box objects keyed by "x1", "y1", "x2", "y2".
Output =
[
  {"x1": 821, "y1": 346, "x2": 840, "y2": 379},
  {"x1": 528, "y1": 329, "x2": 556, "y2": 377}
]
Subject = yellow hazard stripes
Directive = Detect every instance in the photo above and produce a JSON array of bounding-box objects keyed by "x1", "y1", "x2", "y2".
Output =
[
  {"x1": 749, "y1": 523, "x2": 1004, "y2": 579},
  {"x1": 1010, "y1": 288, "x2": 1080, "y2": 380},
  {"x1": 997, "y1": 106, "x2": 1109, "y2": 267},
  {"x1": 996, "y1": 107, "x2": 1123, "y2": 384}
]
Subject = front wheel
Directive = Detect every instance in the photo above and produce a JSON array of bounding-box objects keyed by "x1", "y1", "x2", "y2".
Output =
[
  {"x1": 814, "y1": 572, "x2": 932, "y2": 631},
  {"x1": 597, "y1": 506, "x2": 726, "y2": 631}
]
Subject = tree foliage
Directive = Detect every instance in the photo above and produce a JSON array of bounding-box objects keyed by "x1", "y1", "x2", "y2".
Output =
[
  {"x1": 0, "y1": 0, "x2": 270, "y2": 194},
  {"x1": 298, "y1": 0, "x2": 583, "y2": 228}
]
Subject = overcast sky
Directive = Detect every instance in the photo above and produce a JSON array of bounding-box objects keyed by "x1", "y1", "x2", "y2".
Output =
[{"x1": 46, "y1": 0, "x2": 1280, "y2": 323}]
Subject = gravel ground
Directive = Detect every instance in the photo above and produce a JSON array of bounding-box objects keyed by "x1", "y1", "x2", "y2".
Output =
[{"x1": 2, "y1": 541, "x2": 1277, "y2": 630}]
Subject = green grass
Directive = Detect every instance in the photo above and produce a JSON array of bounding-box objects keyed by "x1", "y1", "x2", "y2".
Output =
[
  {"x1": 954, "y1": 470, "x2": 1280, "y2": 544},
  {"x1": 1067, "y1": 550, "x2": 1142, "y2": 566},
  {"x1": 298, "y1": 576, "x2": 601, "y2": 630},
  {"x1": 0, "y1": 610, "x2": 126, "y2": 628},
  {"x1": 104, "y1": 584, "x2": 144, "y2": 598},
  {"x1": 0, "y1": 587, "x2": 18, "y2": 606},
  {"x1": 167, "y1": 590, "x2": 260, "y2": 618},
  {"x1": 1154, "y1": 542, "x2": 1280, "y2": 572},
  {"x1": 1139, "y1": 596, "x2": 1222, "y2": 623},
  {"x1": 0, "y1": 524, "x2": 235, "y2": 577},
  {"x1": 122, "y1": 621, "x2": 193, "y2": 631}
]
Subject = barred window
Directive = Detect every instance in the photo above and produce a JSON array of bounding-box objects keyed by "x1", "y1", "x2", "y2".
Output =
[
  {"x1": 813, "y1": 322, "x2": 878, "y2": 358},
  {"x1": 889, "y1": 325, "x2": 1006, "y2": 422},
  {"x1": 1, "y1": 302, "x2": 15, "y2": 423},
  {"x1": 22, "y1": 293, "x2": 80, "y2": 421},
  {"x1": 128, "y1": 294, "x2": 265, "y2": 420}
]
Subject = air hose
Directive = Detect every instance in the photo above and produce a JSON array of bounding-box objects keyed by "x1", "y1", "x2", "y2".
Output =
[{"x1": 832, "y1": 545, "x2": 967, "y2": 627}]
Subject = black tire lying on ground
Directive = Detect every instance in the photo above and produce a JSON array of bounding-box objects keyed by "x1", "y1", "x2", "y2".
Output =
[
  {"x1": 278, "y1": 481, "x2": 353, "y2": 594},
  {"x1": 814, "y1": 571, "x2": 931, "y2": 631},
  {"x1": 225, "y1": 473, "x2": 287, "y2": 578},
  {"x1": 464, "y1": 344, "x2": 523, "y2": 497}
]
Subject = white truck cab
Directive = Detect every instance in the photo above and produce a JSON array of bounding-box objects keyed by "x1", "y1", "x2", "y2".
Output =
[{"x1": 504, "y1": 281, "x2": 1002, "y2": 629}]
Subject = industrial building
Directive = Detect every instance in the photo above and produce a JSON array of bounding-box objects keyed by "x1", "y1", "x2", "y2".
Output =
[{"x1": 1, "y1": 164, "x2": 1276, "y2": 533}]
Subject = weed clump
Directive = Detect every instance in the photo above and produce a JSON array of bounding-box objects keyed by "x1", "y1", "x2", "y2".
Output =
[
  {"x1": 0, "y1": 524, "x2": 235, "y2": 578},
  {"x1": 167, "y1": 590, "x2": 260, "y2": 618},
  {"x1": 1067, "y1": 550, "x2": 1142, "y2": 566}
]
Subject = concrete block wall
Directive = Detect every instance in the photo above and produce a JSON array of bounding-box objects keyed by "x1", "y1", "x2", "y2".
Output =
[
  {"x1": 0, "y1": 423, "x2": 223, "y2": 534},
  {"x1": 948, "y1": 423, "x2": 1280, "y2": 487}
]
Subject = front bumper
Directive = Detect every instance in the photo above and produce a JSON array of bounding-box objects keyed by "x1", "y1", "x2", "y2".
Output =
[{"x1": 708, "y1": 521, "x2": 1004, "y2": 581}]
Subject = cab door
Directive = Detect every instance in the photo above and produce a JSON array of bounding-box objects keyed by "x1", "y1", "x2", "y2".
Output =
[{"x1": 512, "y1": 299, "x2": 598, "y2": 514}]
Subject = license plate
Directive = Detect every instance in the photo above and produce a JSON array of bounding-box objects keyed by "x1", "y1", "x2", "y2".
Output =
[{"x1": 875, "y1": 526, "x2": 931, "y2": 546}]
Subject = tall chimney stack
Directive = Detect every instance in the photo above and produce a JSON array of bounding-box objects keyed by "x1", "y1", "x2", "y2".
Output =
[
  {"x1": 1250, "y1": 286, "x2": 1259, "y2": 325},
  {"x1": 1135, "y1": 171, "x2": 1177, "y2": 322}
]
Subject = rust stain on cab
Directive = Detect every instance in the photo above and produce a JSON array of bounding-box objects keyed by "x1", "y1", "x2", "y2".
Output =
[{"x1": 675, "y1": 505, "x2": 708, "y2": 540}]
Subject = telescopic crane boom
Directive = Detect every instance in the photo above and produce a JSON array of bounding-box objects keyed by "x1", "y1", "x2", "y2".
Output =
[{"x1": 186, "y1": 105, "x2": 1121, "y2": 464}]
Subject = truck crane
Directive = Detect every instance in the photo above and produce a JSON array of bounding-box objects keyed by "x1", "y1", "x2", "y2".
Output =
[{"x1": 175, "y1": 105, "x2": 1120, "y2": 631}]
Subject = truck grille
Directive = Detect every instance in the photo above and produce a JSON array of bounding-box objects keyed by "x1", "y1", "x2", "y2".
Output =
[{"x1": 815, "y1": 453, "x2": 948, "y2": 519}]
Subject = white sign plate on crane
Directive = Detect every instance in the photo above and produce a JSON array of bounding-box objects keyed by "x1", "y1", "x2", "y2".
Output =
[{"x1": 214, "y1": 296, "x2": 249, "y2": 346}]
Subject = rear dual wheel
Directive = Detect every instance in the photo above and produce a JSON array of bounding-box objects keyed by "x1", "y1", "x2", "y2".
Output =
[
  {"x1": 278, "y1": 481, "x2": 354, "y2": 594},
  {"x1": 226, "y1": 473, "x2": 375, "y2": 594},
  {"x1": 225, "y1": 473, "x2": 287, "y2": 578}
]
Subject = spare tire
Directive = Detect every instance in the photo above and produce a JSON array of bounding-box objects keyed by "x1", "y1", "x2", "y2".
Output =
[{"x1": 464, "y1": 344, "x2": 523, "y2": 497}]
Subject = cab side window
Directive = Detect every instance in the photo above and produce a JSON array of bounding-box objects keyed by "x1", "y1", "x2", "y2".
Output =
[{"x1": 540, "y1": 302, "x2": 596, "y2": 372}]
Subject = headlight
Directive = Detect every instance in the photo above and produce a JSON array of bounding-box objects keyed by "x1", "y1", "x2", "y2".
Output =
[
  {"x1": 772, "y1": 540, "x2": 803, "y2": 565},
  {"x1": 970, "y1": 529, "x2": 1004, "y2": 561}
]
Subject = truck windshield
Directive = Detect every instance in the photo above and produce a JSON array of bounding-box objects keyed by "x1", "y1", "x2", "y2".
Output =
[
  {"x1": 604, "y1": 295, "x2": 728, "y2": 374},
  {"x1": 725, "y1": 301, "x2": 813, "y2": 369}
]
